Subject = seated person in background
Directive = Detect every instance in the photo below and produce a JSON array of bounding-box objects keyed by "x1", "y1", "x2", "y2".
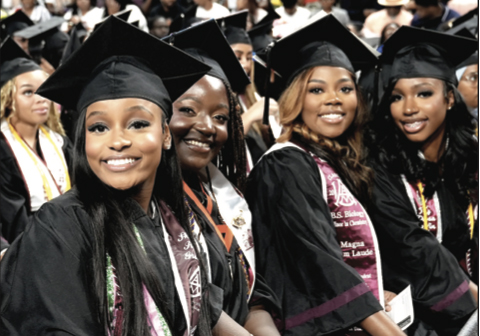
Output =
[
  {"x1": 61, "y1": 0, "x2": 104, "y2": 33},
  {"x1": 0, "y1": 38, "x2": 72, "y2": 244},
  {"x1": 362, "y1": 0, "x2": 412, "y2": 38},
  {"x1": 411, "y1": 0, "x2": 459, "y2": 31},
  {"x1": 16, "y1": 0, "x2": 51, "y2": 23},
  {"x1": 101, "y1": 0, "x2": 149, "y2": 32},
  {"x1": 194, "y1": 0, "x2": 230, "y2": 19},
  {"x1": 338, "y1": 0, "x2": 382, "y2": 23},
  {"x1": 310, "y1": 0, "x2": 350, "y2": 26},
  {"x1": 147, "y1": 0, "x2": 185, "y2": 21},
  {"x1": 274, "y1": 0, "x2": 311, "y2": 37},
  {"x1": 148, "y1": 14, "x2": 171, "y2": 37},
  {"x1": 236, "y1": 0, "x2": 268, "y2": 29},
  {"x1": 456, "y1": 51, "x2": 478, "y2": 119}
]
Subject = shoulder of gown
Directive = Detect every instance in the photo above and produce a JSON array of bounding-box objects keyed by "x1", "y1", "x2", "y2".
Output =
[
  {"x1": 246, "y1": 146, "x2": 382, "y2": 335},
  {"x1": 368, "y1": 161, "x2": 476, "y2": 331},
  {"x1": 0, "y1": 190, "x2": 102, "y2": 335}
]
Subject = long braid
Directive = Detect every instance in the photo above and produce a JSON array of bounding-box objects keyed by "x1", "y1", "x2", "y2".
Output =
[{"x1": 215, "y1": 80, "x2": 247, "y2": 192}]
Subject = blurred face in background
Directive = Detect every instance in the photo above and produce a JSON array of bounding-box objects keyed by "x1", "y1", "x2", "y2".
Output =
[
  {"x1": 231, "y1": 43, "x2": 253, "y2": 77},
  {"x1": 457, "y1": 64, "x2": 478, "y2": 109},
  {"x1": 150, "y1": 16, "x2": 171, "y2": 38}
]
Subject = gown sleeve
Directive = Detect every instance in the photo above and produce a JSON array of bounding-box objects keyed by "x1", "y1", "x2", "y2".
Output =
[
  {"x1": 245, "y1": 147, "x2": 382, "y2": 335},
  {"x1": 0, "y1": 193, "x2": 104, "y2": 335},
  {"x1": 368, "y1": 163, "x2": 476, "y2": 334},
  {"x1": 0, "y1": 134, "x2": 33, "y2": 243}
]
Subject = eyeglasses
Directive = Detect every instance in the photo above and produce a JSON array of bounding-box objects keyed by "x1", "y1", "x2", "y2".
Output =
[{"x1": 462, "y1": 72, "x2": 478, "y2": 85}]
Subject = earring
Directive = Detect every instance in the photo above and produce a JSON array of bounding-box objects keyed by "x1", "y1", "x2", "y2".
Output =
[
  {"x1": 164, "y1": 142, "x2": 171, "y2": 150},
  {"x1": 448, "y1": 106, "x2": 452, "y2": 110}
]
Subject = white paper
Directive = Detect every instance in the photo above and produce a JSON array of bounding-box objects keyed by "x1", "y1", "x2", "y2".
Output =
[{"x1": 385, "y1": 285, "x2": 415, "y2": 331}]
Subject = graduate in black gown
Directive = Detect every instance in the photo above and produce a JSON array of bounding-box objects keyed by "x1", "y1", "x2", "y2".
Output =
[
  {"x1": 0, "y1": 16, "x2": 214, "y2": 336},
  {"x1": 245, "y1": 15, "x2": 405, "y2": 336},
  {"x1": 0, "y1": 37, "x2": 72, "y2": 244},
  {"x1": 165, "y1": 19, "x2": 281, "y2": 336},
  {"x1": 368, "y1": 26, "x2": 478, "y2": 336}
]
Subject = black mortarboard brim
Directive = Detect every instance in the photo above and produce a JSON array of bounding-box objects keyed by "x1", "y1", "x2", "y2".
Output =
[
  {"x1": 248, "y1": 18, "x2": 275, "y2": 52},
  {"x1": 36, "y1": 16, "x2": 211, "y2": 115},
  {"x1": 270, "y1": 14, "x2": 378, "y2": 85},
  {"x1": 0, "y1": 11, "x2": 34, "y2": 40},
  {"x1": 444, "y1": 10, "x2": 478, "y2": 38},
  {"x1": 457, "y1": 51, "x2": 478, "y2": 69},
  {"x1": 93, "y1": 9, "x2": 132, "y2": 31},
  {"x1": 0, "y1": 37, "x2": 41, "y2": 87},
  {"x1": 381, "y1": 25, "x2": 478, "y2": 86},
  {"x1": 168, "y1": 5, "x2": 199, "y2": 34},
  {"x1": 216, "y1": 10, "x2": 251, "y2": 45},
  {"x1": 166, "y1": 19, "x2": 250, "y2": 93},
  {"x1": 14, "y1": 16, "x2": 64, "y2": 40}
]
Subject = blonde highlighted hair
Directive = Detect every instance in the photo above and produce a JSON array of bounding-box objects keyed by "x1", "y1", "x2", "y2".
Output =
[
  {"x1": 277, "y1": 66, "x2": 374, "y2": 206},
  {"x1": 1, "y1": 75, "x2": 65, "y2": 136}
]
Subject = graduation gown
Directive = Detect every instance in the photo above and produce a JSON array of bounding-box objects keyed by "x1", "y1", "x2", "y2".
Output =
[
  {"x1": 186, "y1": 183, "x2": 280, "y2": 327},
  {"x1": 0, "y1": 190, "x2": 189, "y2": 335},
  {"x1": 368, "y1": 162, "x2": 477, "y2": 336},
  {"x1": 245, "y1": 146, "x2": 382, "y2": 335},
  {"x1": 0, "y1": 131, "x2": 73, "y2": 243}
]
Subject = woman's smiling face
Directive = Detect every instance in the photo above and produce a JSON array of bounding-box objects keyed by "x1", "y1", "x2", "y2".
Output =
[
  {"x1": 85, "y1": 98, "x2": 171, "y2": 191},
  {"x1": 390, "y1": 77, "x2": 453, "y2": 144},
  {"x1": 169, "y1": 75, "x2": 230, "y2": 174},
  {"x1": 301, "y1": 66, "x2": 358, "y2": 139}
]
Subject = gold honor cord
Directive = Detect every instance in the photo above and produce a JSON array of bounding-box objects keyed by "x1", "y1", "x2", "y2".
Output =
[
  {"x1": 9, "y1": 123, "x2": 55, "y2": 200},
  {"x1": 39, "y1": 126, "x2": 71, "y2": 191},
  {"x1": 418, "y1": 181, "x2": 474, "y2": 239},
  {"x1": 416, "y1": 181, "x2": 430, "y2": 231}
]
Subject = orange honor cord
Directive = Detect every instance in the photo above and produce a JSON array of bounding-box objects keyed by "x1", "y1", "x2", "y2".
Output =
[{"x1": 183, "y1": 181, "x2": 233, "y2": 251}]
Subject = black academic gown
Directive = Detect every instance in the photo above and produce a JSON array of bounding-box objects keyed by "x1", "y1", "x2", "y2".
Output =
[
  {"x1": 187, "y1": 184, "x2": 280, "y2": 328},
  {"x1": 368, "y1": 162, "x2": 477, "y2": 336},
  {"x1": 0, "y1": 189, "x2": 188, "y2": 335},
  {"x1": 0, "y1": 131, "x2": 73, "y2": 243},
  {"x1": 245, "y1": 147, "x2": 382, "y2": 336}
]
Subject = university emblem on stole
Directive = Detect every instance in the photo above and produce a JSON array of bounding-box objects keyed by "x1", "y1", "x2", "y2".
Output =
[{"x1": 232, "y1": 210, "x2": 246, "y2": 228}]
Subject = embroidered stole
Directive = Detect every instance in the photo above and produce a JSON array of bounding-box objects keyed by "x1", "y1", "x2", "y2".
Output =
[
  {"x1": 402, "y1": 177, "x2": 476, "y2": 276},
  {"x1": 1, "y1": 119, "x2": 70, "y2": 211},
  {"x1": 261, "y1": 142, "x2": 385, "y2": 308}
]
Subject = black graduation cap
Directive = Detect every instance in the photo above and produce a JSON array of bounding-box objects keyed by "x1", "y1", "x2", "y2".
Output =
[
  {"x1": 168, "y1": 5, "x2": 201, "y2": 34},
  {"x1": 457, "y1": 51, "x2": 478, "y2": 69},
  {"x1": 0, "y1": 11, "x2": 34, "y2": 40},
  {"x1": 248, "y1": 19, "x2": 276, "y2": 53},
  {"x1": 269, "y1": 14, "x2": 378, "y2": 85},
  {"x1": 14, "y1": 16, "x2": 64, "y2": 40},
  {"x1": 93, "y1": 9, "x2": 132, "y2": 31},
  {"x1": 216, "y1": 10, "x2": 251, "y2": 45},
  {"x1": 0, "y1": 36, "x2": 41, "y2": 87},
  {"x1": 36, "y1": 16, "x2": 211, "y2": 115},
  {"x1": 165, "y1": 19, "x2": 250, "y2": 93},
  {"x1": 444, "y1": 7, "x2": 478, "y2": 38},
  {"x1": 380, "y1": 25, "x2": 478, "y2": 86}
]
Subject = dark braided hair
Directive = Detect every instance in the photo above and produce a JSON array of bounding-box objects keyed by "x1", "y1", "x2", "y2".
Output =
[
  {"x1": 371, "y1": 80, "x2": 478, "y2": 207},
  {"x1": 213, "y1": 78, "x2": 247, "y2": 192}
]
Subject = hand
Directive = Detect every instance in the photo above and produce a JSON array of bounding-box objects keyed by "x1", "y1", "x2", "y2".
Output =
[
  {"x1": 384, "y1": 290, "x2": 397, "y2": 312},
  {"x1": 70, "y1": 15, "x2": 81, "y2": 25},
  {"x1": 0, "y1": 248, "x2": 7, "y2": 261},
  {"x1": 241, "y1": 98, "x2": 278, "y2": 134}
]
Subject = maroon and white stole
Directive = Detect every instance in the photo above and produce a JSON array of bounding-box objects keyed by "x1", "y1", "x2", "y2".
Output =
[
  {"x1": 263, "y1": 142, "x2": 385, "y2": 309},
  {"x1": 402, "y1": 176, "x2": 476, "y2": 276}
]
